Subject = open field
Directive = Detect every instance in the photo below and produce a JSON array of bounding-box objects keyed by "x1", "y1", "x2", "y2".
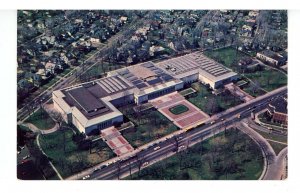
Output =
[
  {"x1": 243, "y1": 67, "x2": 287, "y2": 92},
  {"x1": 188, "y1": 82, "x2": 243, "y2": 115},
  {"x1": 122, "y1": 106, "x2": 178, "y2": 148},
  {"x1": 204, "y1": 47, "x2": 247, "y2": 71},
  {"x1": 127, "y1": 129, "x2": 264, "y2": 180},
  {"x1": 241, "y1": 83, "x2": 266, "y2": 97},
  {"x1": 25, "y1": 108, "x2": 56, "y2": 130},
  {"x1": 39, "y1": 129, "x2": 114, "y2": 178}
]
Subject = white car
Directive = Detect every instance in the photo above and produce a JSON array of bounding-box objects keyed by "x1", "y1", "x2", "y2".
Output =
[
  {"x1": 142, "y1": 162, "x2": 149, "y2": 167},
  {"x1": 82, "y1": 175, "x2": 90, "y2": 180},
  {"x1": 22, "y1": 155, "x2": 30, "y2": 160},
  {"x1": 153, "y1": 146, "x2": 160, "y2": 151}
]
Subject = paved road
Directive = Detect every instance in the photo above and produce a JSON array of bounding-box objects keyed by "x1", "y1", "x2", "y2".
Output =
[
  {"x1": 237, "y1": 122, "x2": 276, "y2": 179},
  {"x1": 65, "y1": 86, "x2": 287, "y2": 180},
  {"x1": 240, "y1": 121, "x2": 288, "y2": 180},
  {"x1": 243, "y1": 117, "x2": 287, "y2": 137}
]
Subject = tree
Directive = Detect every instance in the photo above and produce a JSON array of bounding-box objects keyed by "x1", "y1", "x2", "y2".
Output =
[
  {"x1": 205, "y1": 97, "x2": 219, "y2": 115},
  {"x1": 127, "y1": 159, "x2": 133, "y2": 179},
  {"x1": 48, "y1": 110, "x2": 66, "y2": 153},
  {"x1": 173, "y1": 136, "x2": 180, "y2": 153},
  {"x1": 249, "y1": 80, "x2": 261, "y2": 95},
  {"x1": 136, "y1": 154, "x2": 146, "y2": 177},
  {"x1": 116, "y1": 161, "x2": 122, "y2": 180}
]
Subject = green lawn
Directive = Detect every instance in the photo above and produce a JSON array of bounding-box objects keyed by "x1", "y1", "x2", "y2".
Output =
[
  {"x1": 25, "y1": 108, "x2": 56, "y2": 130},
  {"x1": 254, "y1": 129, "x2": 287, "y2": 144},
  {"x1": 39, "y1": 129, "x2": 114, "y2": 178},
  {"x1": 204, "y1": 47, "x2": 247, "y2": 71},
  {"x1": 187, "y1": 82, "x2": 243, "y2": 115},
  {"x1": 243, "y1": 68, "x2": 287, "y2": 92},
  {"x1": 122, "y1": 106, "x2": 178, "y2": 148},
  {"x1": 179, "y1": 88, "x2": 196, "y2": 97},
  {"x1": 126, "y1": 129, "x2": 264, "y2": 180},
  {"x1": 169, "y1": 104, "x2": 189, "y2": 115},
  {"x1": 268, "y1": 141, "x2": 287, "y2": 155},
  {"x1": 242, "y1": 83, "x2": 266, "y2": 97}
]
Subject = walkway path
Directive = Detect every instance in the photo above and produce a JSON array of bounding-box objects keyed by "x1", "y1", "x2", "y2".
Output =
[
  {"x1": 20, "y1": 122, "x2": 59, "y2": 135},
  {"x1": 36, "y1": 134, "x2": 63, "y2": 180}
]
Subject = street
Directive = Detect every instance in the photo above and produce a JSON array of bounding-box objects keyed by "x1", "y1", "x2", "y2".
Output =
[{"x1": 66, "y1": 86, "x2": 287, "y2": 180}]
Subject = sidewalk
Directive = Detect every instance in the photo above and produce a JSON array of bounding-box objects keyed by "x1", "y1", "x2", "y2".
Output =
[
  {"x1": 36, "y1": 134, "x2": 63, "y2": 180},
  {"x1": 20, "y1": 122, "x2": 59, "y2": 135}
]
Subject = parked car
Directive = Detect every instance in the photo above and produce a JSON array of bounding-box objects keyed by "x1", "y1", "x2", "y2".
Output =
[
  {"x1": 22, "y1": 155, "x2": 30, "y2": 160},
  {"x1": 142, "y1": 162, "x2": 149, "y2": 167},
  {"x1": 82, "y1": 175, "x2": 90, "y2": 180},
  {"x1": 153, "y1": 146, "x2": 160, "y2": 151}
]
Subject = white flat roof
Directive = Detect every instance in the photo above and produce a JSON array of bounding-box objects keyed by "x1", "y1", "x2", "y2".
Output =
[{"x1": 156, "y1": 51, "x2": 237, "y2": 82}]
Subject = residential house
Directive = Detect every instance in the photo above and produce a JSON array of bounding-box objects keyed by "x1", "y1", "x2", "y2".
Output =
[{"x1": 256, "y1": 49, "x2": 287, "y2": 66}]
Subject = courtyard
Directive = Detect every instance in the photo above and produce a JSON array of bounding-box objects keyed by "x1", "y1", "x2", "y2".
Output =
[{"x1": 150, "y1": 92, "x2": 209, "y2": 130}]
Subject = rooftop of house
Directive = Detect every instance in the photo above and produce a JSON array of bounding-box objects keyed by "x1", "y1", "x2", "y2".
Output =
[
  {"x1": 259, "y1": 49, "x2": 284, "y2": 61},
  {"x1": 269, "y1": 96, "x2": 288, "y2": 114}
]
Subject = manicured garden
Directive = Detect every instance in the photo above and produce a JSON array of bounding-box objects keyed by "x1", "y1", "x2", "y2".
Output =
[
  {"x1": 127, "y1": 129, "x2": 264, "y2": 180},
  {"x1": 169, "y1": 104, "x2": 189, "y2": 115}
]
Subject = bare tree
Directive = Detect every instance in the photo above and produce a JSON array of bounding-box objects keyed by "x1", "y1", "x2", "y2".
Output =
[
  {"x1": 173, "y1": 136, "x2": 180, "y2": 153},
  {"x1": 127, "y1": 159, "x2": 133, "y2": 179},
  {"x1": 48, "y1": 110, "x2": 66, "y2": 153},
  {"x1": 205, "y1": 97, "x2": 218, "y2": 115},
  {"x1": 136, "y1": 154, "x2": 146, "y2": 177},
  {"x1": 250, "y1": 80, "x2": 261, "y2": 95},
  {"x1": 48, "y1": 110, "x2": 64, "y2": 129},
  {"x1": 116, "y1": 161, "x2": 122, "y2": 180}
]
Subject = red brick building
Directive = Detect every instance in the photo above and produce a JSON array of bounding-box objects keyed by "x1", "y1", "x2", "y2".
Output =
[{"x1": 267, "y1": 95, "x2": 288, "y2": 126}]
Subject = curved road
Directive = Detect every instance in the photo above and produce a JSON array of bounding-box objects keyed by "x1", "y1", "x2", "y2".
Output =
[{"x1": 239, "y1": 121, "x2": 288, "y2": 180}]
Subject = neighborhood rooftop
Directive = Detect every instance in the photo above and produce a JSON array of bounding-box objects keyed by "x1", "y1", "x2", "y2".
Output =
[{"x1": 260, "y1": 49, "x2": 284, "y2": 61}]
